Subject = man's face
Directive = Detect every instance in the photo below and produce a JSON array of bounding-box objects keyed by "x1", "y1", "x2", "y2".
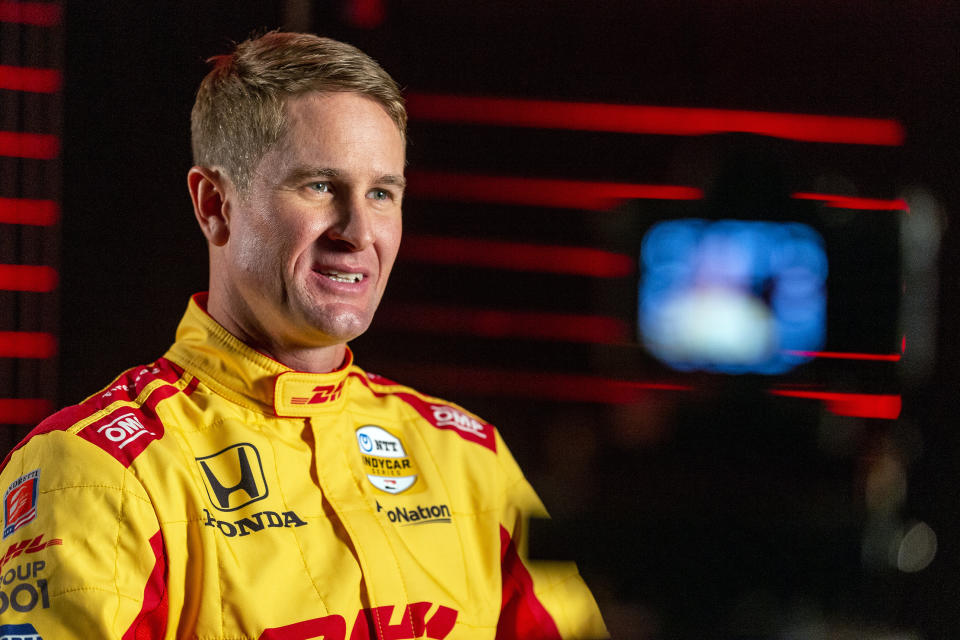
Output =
[{"x1": 218, "y1": 91, "x2": 405, "y2": 352}]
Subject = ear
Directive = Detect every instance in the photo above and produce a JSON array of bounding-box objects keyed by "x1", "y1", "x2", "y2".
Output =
[{"x1": 187, "y1": 166, "x2": 232, "y2": 247}]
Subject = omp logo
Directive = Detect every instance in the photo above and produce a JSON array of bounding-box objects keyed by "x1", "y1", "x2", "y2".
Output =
[
  {"x1": 196, "y1": 443, "x2": 268, "y2": 511},
  {"x1": 3, "y1": 471, "x2": 39, "y2": 539},
  {"x1": 377, "y1": 501, "x2": 451, "y2": 526},
  {"x1": 260, "y1": 602, "x2": 457, "y2": 639},
  {"x1": 0, "y1": 623, "x2": 42, "y2": 640},
  {"x1": 429, "y1": 405, "x2": 487, "y2": 439},
  {"x1": 290, "y1": 381, "x2": 345, "y2": 405},
  {"x1": 96, "y1": 413, "x2": 156, "y2": 449},
  {"x1": 0, "y1": 535, "x2": 61, "y2": 573}
]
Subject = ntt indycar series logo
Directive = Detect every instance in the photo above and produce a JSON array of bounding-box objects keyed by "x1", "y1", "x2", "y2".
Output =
[
  {"x1": 377, "y1": 501, "x2": 451, "y2": 526},
  {"x1": 356, "y1": 426, "x2": 418, "y2": 494}
]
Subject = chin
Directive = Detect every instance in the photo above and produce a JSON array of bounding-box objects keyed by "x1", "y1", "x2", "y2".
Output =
[{"x1": 305, "y1": 308, "x2": 373, "y2": 344}]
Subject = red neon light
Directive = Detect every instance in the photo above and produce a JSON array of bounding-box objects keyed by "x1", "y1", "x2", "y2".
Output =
[
  {"x1": 0, "y1": 65, "x2": 61, "y2": 93},
  {"x1": 770, "y1": 390, "x2": 902, "y2": 419},
  {"x1": 400, "y1": 235, "x2": 634, "y2": 278},
  {"x1": 344, "y1": 0, "x2": 385, "y2": 28},
  {"x1": 374, "y1": 363, "x2": 691, "y2": 404},
  {"x1": 792, "y1": 192, "x2": 909, "y2": 211},
  {"x1": 0, "y1": 264, "x2": 57, "y2": 291},
  {"x1": 0, "y1": 2, "x2": 61, "y2": 26},
  {"x1": 0, "y1": 131, "x2": 59, "y2": 159},
  {"x1": 0, "y1": 398, "x2": 52, "y2": 424},
  {"x1": 0, "y1": 198, "x2": 58, "y2": 225},
  {"x1": 407, "y1": 170, "x2": 702, "y2": 210},
  {"x1": 376, "y1": 304, "x2": 632, "y2": 343},
  {"x1": 407, "y1": 93, "x2": 905, "y2": 146},
  {"x1": 783, "y1": 350, "x2": 902, "y2": 362},
  {"x1": 0, "y1": 332, "x2": 55, "y2": 358}
]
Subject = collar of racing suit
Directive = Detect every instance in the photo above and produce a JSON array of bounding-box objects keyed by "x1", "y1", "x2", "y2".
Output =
[{"x1": 164, "y1": 293, "x2": 355, "y2": 417}]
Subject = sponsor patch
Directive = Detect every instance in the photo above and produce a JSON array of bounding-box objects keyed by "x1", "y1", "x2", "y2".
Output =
[
  {"x1": 377, "y1": 500, "x2": 451, "y2": 526},
  {"x1": 196, "y1": 443, "x2": 268, "y2": 512},
  {"x1": 3, "y1": 471, "x2": 39, "y2": 539},
  {"x1": 0, "y1": 535, "x2": 61, "y2": 574},
  {"x1": 0, "y1": 624, "x2": 43, "y2": 640},
  {"x1": 356, "y1": 426, "x2": 418, "y2": 494}
]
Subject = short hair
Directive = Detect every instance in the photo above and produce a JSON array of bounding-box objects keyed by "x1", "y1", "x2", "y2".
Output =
[{"x1": 191, "y1": 31, "x2": 406, "y2": 193}]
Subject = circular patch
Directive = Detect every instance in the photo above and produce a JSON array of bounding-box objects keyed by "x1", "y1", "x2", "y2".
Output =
[{"x1": 355, "y1": 425, "x2": 418, "y2": 494}]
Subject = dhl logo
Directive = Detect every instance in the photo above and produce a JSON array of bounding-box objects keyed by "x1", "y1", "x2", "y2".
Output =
[
  {"x1": 290, "y1": 381, "x2": 345, "y2": 405},
  {"x1": 260, "y1": 602, "x2": 457, "y2": 639}
]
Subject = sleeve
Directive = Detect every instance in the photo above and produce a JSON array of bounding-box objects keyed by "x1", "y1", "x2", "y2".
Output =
[
  {"x1": 0, "y1": 430, "x2": 167, "y2": 639},
  {"x1": 494, "y1": 430, "x2": 608, "y2": 640}
]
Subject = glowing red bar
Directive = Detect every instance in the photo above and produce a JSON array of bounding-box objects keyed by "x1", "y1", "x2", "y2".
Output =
[
  {"x1": 0, "y1": 2, "x2": 61, "y2": 26},
  {"x1": 407, "y1": 93, "x2": 905, "y2": 146},
  {"x1": 770, "y1": 390, "x2": 901, "y2": 419},
  {"x1": 0, "y1": 198, "x2": 58, "y2": 225},
  {"x1": 0, "y1": 264, "x2": 57, "y2": 291},
  {"x1": 375, "y1": 363, "x2": 691, "y2": 404},
  {"x1": 0, "y1": 131, "x2": 59, "y2": 159},
  {"x1": 400, "y1": 235, "x2": 634, "y2": 277},
  {"x1": 0, "y1": 65, "x2": 61, "y2": 93},
  {"x1": 407, "y1": 170, "x2": 702, "y2": 210},
  {"x1": 376, "y1": 304, "x2": 632, "y2": 343},
  {"x1": 792, "y1": 192, "x2": 909, "y2": 211},
  {"x1": 0, "y1": 398, "x2": 51, "y2": 424},
  {"x1": 783, "y1": 350, "x2": 902, "y2": 362},
  {"x1": 0, "y1": 332, "x2": 55, "y2": 358}
]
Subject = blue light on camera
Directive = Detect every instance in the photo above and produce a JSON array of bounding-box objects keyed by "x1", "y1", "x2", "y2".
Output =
[{"x1": 639, "y1": 219, "x2": 827, "y2": 374}]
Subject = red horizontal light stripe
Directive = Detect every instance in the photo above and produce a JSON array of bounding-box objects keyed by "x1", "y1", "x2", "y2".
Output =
[
  {"x1": 0, "y1": 65, "x2": 61, "y2": 93},
  {"x1": 407, "y1": 93, "x2": 905, "y2": 146},
  {"x1": 0, "y1": 131, "x2": 59, "y2": 159},
  {"x1": 376, "y1": 304, "x2": 632, "y2": 343},
  {"x1": 376, "y1": 363, "x2": 691, "y2": 404},
  {"x1": 0, "y1": 331, "x2": 55, "y2": 358},
  {"x1": 783, "y1": 350, "x2": 902, "y2": 362},
  {"x1": 0, "y1": 2, "x2": 61, "y2": 26},
  {"x1": 407, "y1": 170, "x2": 702, "y2": 210},
  {"x1": 0, "y1": 264, "x2": 57, "y2": 291},
  {"x1": 0, "y1": 398, "x2": 51, "y2": 424},
  {"x1": 792, "y1": 192, "x2": 909, "y2": 211},
  {"x1": 400, "y1": 235, "x2": 634, "y2": 277},
  {"x1": 770, "y1": 390, "x2": 902, "y2": 419},
  {"x1": 0, "y1": 197, "x2": 58, "y2": 225}
]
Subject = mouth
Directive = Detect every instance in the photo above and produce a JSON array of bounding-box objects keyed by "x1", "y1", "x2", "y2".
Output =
[{"x1": 318, "y1": 269, "x2": 365, "y2": 284}]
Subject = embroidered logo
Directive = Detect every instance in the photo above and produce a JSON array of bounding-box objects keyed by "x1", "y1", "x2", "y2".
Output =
[
  {"x1": 3, "y1": 471, "x2": 39, "y2": 539},
  {"x1": 356, "y1": 426, "x2": 418, "y2": 494},
  {"x1": 196, "y1": 443, "x2": 269, "y2": 512},
  {"x1": 290, "y1": 381, "x2": 345, "y2": 405},
  {"x1": 0, "y1": 623, "x2": 43, "y2": 639}
]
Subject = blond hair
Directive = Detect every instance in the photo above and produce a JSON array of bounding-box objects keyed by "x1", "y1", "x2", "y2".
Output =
[{"x1": 191, "y1": 31, "x2": 406, "y2": 192}]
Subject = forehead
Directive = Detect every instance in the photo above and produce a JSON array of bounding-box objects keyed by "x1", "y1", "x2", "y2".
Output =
[{"x1": 276, "y1": 91, "x2": 405, "y2": 162}]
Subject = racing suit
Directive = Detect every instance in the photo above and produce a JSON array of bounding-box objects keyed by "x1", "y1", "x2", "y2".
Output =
[{"x1": 0, "y1": 294, "x2": 607, "y2": 639}]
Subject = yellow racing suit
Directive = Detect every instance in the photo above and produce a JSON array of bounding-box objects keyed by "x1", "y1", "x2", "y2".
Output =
[{"x1": 0, "y1": 295, "x2": 607, "y2": 639}]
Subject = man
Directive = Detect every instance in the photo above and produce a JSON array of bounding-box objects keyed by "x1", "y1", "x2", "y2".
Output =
[{"x1": 0, "y1": 32, "x2": 606, "y2": 639}]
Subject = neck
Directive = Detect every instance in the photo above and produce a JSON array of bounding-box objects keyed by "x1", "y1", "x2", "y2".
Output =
[{"x1": 204, "y1": 291, "x2": 348, "y2": 374}]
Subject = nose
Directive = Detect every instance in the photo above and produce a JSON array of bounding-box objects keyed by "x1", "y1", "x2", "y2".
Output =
[{"x1": 325, "y1": 194, "x2": 375, "y2": 251}]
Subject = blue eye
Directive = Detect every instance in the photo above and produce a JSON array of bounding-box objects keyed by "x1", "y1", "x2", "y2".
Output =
[
  {"x1": 309, "y1": 182, "x2": 331, "y2": 193},
  {"x1": 368, "y1": 189, "x2": 390, "y2": 201}
]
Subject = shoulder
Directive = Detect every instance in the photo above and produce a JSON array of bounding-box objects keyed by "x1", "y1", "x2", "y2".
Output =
[
  {"x1": 348, "y1": 367, "x2": 499, "y2": 453},
  {"x1": 1, "y1": 357, "x2": 189, "y2": 474}
]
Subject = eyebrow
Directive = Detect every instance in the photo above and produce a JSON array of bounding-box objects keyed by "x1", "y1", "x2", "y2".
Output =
[{"x1": 287, "y1": 166, "x2": 406, "y2": 191}]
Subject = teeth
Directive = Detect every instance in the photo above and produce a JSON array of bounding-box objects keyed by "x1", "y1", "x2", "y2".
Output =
[{"x1": 322, "y1": 271, "x2": 363, "y2": 283}]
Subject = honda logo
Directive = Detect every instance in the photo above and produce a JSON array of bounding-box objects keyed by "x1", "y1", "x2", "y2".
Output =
[{"x1": 196, "y1": 443, "x2": 268, "y2": 511}]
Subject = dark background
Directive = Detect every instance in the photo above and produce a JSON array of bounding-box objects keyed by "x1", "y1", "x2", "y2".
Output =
[{"x1": 8, "y1": 1, "x2": 960, "y2": 637}]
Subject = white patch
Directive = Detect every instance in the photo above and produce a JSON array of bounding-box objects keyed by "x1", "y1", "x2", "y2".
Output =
[{"x1": 356, "y1": 425, "x2": 417, "y2": 494}]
